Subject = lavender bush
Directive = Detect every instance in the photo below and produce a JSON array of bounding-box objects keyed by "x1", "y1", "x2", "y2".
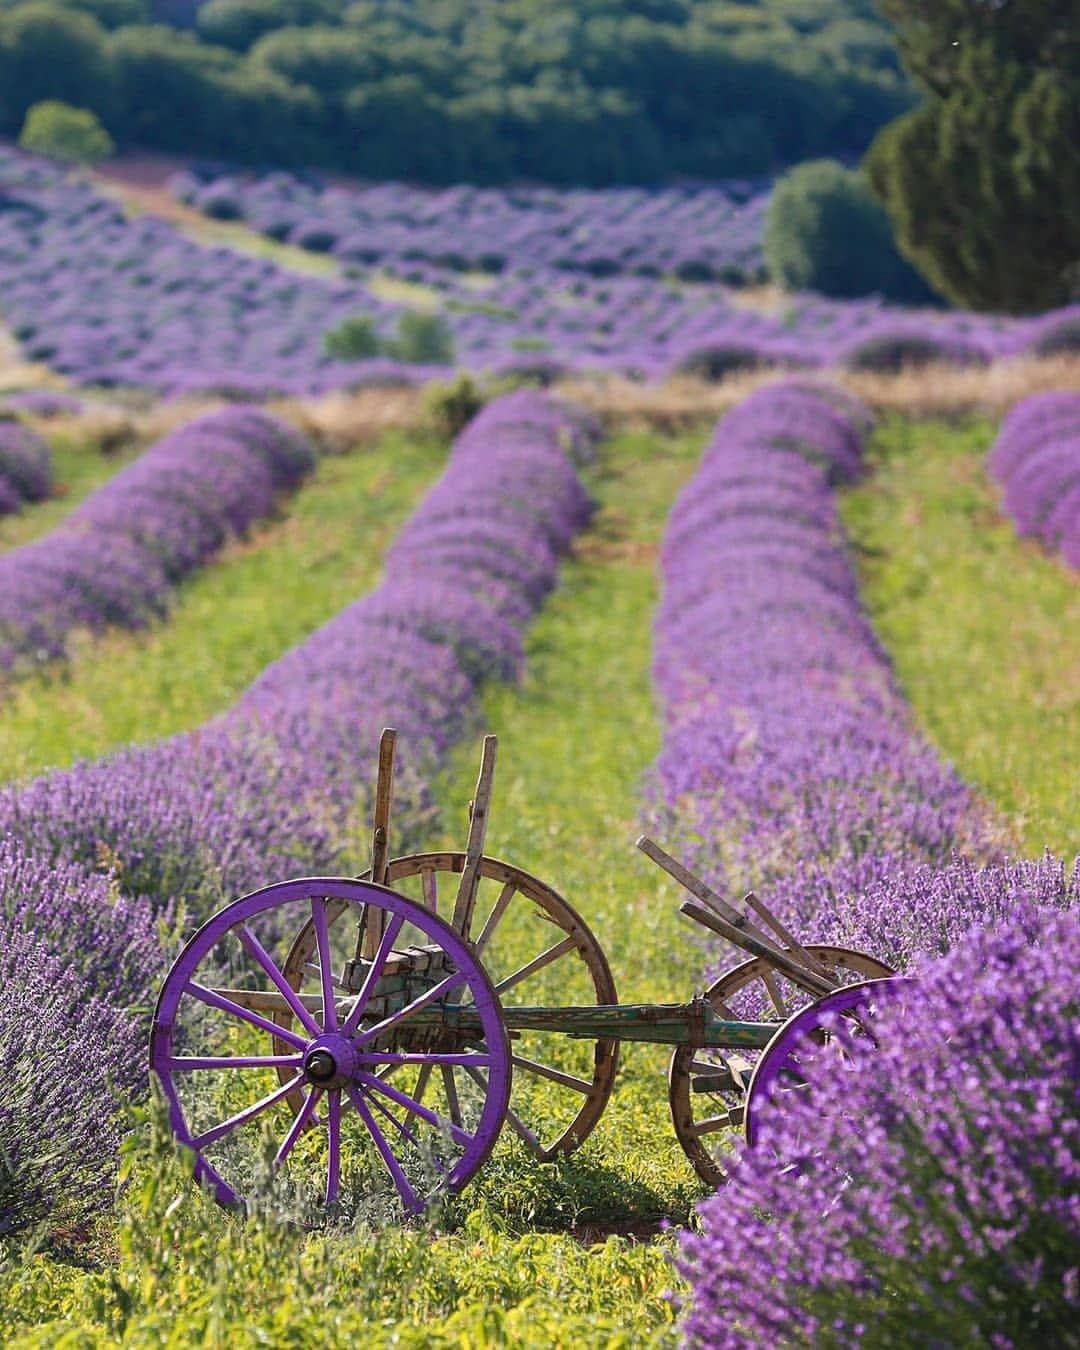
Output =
[
  {"x1": 679, "y1": 892, "x2": 1080, "y2": 1349},
  {"x1": 0, "y1": 840, "x2": 163, "y2": 1234},
  {"x1": 0, "y1": 405, "x2": 314, "y2": 673},
  {"x1": 650, "y1": 382, "x2": 989, "y2": 966},
  {"x1": 988, "y1": 390, "x2": 1080, "y2": 569},
  {"x1": 650, "y1": 384, "x2": 1078, "y2": 1342},
  {"x1": 0, "y1": 419, "x2": 52, "y2": 514},
  {"x1": 0, "y1": 389, "x2": 83, "y2": 419}
]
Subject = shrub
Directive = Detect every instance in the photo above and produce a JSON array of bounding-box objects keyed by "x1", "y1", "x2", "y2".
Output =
[
  {"x1": 422, "y1": 372, "x2": 486, "y2": 440},
  {"x1": 17, "y1": 99, "x2": 114, "y2": 164},
  {"x1": 0, "y1": 420, "x2": 52, "y2": 505},
  {"x1": 385, "y1": 310, "x2": 455, "y2": 366},
  {"x1": 1030, "y1": 315, "x2": 1080, "y2": 358},
  {"x1": 764, "y1": 159, "x2": 938, "y2": 303},
  {"x1": 839, "y1": 331, "x2": 989, "y2": 372},
  {"x1": 673, "y1": 343, "x2": 761, "y2": 382},
  {"x1": 322, "y1": 313, "x2": 380, "y2": 361}
]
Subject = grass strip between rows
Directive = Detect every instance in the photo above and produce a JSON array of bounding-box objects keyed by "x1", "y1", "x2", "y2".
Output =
[{"x1": 840, "y1": 414, "x2": 1079, "y2": 858}]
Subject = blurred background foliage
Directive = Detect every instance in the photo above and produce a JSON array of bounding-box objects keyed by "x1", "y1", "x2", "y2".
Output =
[{"x1": 0, "y1": 0, "x2": 912, "y2": 183}]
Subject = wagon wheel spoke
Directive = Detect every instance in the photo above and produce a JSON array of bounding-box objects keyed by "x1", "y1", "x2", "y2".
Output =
[
  {"x1": 325, "y1": 1089, "x2": 342, "y2": 1207},
  {"x1": 420, "y1": 867, "x2": 438, "y2": 913},
  {"x1": 187, "y1": 982, "x2": 308, "y2": 1050},
  {"x1": 358, "y1": 1071, "x2": 476, "y2": 1149},
  {"x1": 462, "y1": 1064, "x2": 540, "y2": 1151},
  {"x1": 474, "y1": 881, "x2": 517, "y2": 954},
  {"x1": 274, "y1": 1088, "x2": 322, "y2": 1169},
  {"x1": 340, "y1": 911, "x2": 406, "y2": 1036},
  {"x1": 167, "y1": 1054, "x2": 304, "y2": 1072},
  {"x1": 311, "y1": 897, "x2": 339, "y2": 1032},
  {"x1": 493, "y1": 936, "x2": 578, "y2": 996},
  {"x1": 413, "y1": 1061, "x2": 433, "y2": 1103},
  {"x1": 441, "y1": 1066, "x2": 463, "y2": 1129},
  {"x1": 345, "y1": 1086, "x2": 424, "y2": 1214},
  {"x1": 192, "y1": 1073, "x2": 305, "y2": 1149},
  {"x1": 236, "y1": 921, "x2": 323, "y2": 1037},
  {"x1": 355, "y1": 971, "x2": 468, "y2": 1046},
  {"x1": 510, "y1": 1054, "x2": 593, "y2": 1095}
]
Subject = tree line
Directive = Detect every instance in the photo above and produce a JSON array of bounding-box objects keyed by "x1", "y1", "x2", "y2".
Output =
[{"x1": 0, "y1": 0, "x2": 912, "y2": 183}]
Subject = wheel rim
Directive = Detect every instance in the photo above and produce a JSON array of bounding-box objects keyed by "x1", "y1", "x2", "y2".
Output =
[
  {"x1": 150, "y1": 877, "x2": 510, "y2": 1223},
  {"x1": 744, "y1": 976, "x2": 907, "y2": 1149},
  {"x1": 280, "y1": 853, "x2": 618, "y2": 1161},
  {"x1": 668, "y1": 945, "x2": 894, "y2": 1186}
]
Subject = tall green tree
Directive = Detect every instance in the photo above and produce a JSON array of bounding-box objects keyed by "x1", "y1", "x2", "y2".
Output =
[{"x1": 866, "y1": 0, "x2": 1079, "y2": 312}]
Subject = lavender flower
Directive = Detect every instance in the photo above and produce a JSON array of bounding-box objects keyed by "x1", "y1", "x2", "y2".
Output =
[
  {"x1": 988, "y1": 390, "x2": 1080, "y2": 568},
  {"x1": 679, "y1": 894, "x2": 1080, "y2": 1349},
  {"x1": 0, "y1": 839, "x2": 162, "y2": 1234}
]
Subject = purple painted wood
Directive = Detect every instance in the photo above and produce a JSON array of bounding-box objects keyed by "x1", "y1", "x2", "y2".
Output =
[
  {"x1": 743, "y1": 978, "x2": 905, "y2": 1149},
  {"x1": 150, "y1": 877, "x2": 511, "y2": 1217}
]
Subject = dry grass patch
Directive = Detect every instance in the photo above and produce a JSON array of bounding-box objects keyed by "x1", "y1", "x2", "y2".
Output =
[{"x1": 557, "y1": 354, "x2": 1080, "y2": 432}]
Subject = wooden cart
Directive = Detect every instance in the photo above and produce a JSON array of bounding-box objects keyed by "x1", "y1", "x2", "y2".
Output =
[{"x1": 151, "y1": 730, "x2": 898, "y2": 1219}]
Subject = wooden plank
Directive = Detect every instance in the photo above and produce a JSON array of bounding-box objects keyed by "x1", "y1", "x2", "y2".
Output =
[
  {"x1": 362, "y1": 727, "x2": 397, "y2": 959},
  {"x1": 637, "y1": 836, "x2": 776, "y2": 947},
  {"x1": 743, "y1": 890, "x2": 834, "y2": 983},
  {"x1": 679, "y1": 899, "x2": 834, "y2": 997},
  {"x1": 451, "y1": 734, "x2": 497, "y2": 938}
]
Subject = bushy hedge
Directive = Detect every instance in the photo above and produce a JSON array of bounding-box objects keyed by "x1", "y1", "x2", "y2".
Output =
[{"x1": 763, "y1": 159, "x2": 939, "y2": 303}]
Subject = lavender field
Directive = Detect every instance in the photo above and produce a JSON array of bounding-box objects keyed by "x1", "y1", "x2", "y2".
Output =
[
  {"x1": 2, "y1": 148, "x2": 1079, "y2": 400},
  {"x1": 0, "y1": 134, "x2": 1078, "y2": 1348}
]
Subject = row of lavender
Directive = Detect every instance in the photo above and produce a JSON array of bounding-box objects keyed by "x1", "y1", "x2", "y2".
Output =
[
  {"x1": 0, "y1": 389, "x2": 598, "y2": 1234},
  {"x1": 0, "y1": 406, "x2": 313, "y2": 674},
  {"x1": 172, "y1": 169, "x2": 770, "y2": 284},
  {"x1": 2, "y1": 148, "x2": 1078, "y2": 400},
  {"x1": 989, "y1": 390, "x2": 1080, "y2": 571},
  {"x1": 0, "y1": 419, "x2": 51, "y2": 517},
  {"x1": 646, "y1": 385, "x2": 1078, "y2": 1345}
]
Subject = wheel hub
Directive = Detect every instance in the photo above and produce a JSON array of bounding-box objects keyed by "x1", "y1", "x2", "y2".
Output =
[{"x1": 302, "y1": 1034, "x2": 357, "y2": 1090}]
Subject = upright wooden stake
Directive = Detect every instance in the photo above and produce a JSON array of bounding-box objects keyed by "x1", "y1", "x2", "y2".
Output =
[
  {"x1": 361, "y1": 728, "x2": 396, "y2": 958},
  {"x1": 452, "y1": 735, "x2": 497, "y2": 939}
]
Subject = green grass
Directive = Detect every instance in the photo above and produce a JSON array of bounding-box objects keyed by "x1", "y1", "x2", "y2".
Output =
[
  {"x1": 0, "y1": 424, "x2": 711, "y2": 1348},
  {"x1": 840, "y1": 414, "x2": 1079, "y2": 857},
  {"x1": 0, "y1": 430, "x2": 448, "y2": 783}
]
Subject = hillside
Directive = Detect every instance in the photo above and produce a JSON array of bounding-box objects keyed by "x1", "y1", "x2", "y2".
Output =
[{"x1": 0, "y1": 0, "x2": 911, "y2": 183}]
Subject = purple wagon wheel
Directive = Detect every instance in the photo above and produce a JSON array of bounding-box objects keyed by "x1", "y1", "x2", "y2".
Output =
[
  {"x1": 668, "y1": 945, "x2": 893, "y2": 1186},
  {"x1": 150, "y1": 877, "x2": 510, "y2": 1222},
  {"x1": 744, "y1": 976, "x2": 905, "y2": 1150},
  {"x1": 278, "y1": 853, "x2": 619, "y2": 1161}
]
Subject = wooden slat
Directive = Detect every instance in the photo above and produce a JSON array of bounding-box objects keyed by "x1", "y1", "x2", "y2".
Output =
[
  {"x1": 363, "y1": 727, "x2": 397, "y2": 958},
  {"x1": 743, "y1": 890, "x2": 834, "y2": 983},
  {"x1": 451, "y1": 735, "x2": 497, "y2": 938},
  {"x1": 474, "y1": 881, "x2": 516, "y2": 955},
  {"x1": 637, "y1": 835, "x2": 776, "y2": 945},
  {"x1": 494, "y1": 935, "x2": 577, "y2": 995},
  {"x1": 680, "y1": 900, "x2": 834, "y2": 997}
]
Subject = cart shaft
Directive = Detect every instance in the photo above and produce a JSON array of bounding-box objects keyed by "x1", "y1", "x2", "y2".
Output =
[{"x1": 442, "y1": 999, "x2": 778, "y2": 1049}]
